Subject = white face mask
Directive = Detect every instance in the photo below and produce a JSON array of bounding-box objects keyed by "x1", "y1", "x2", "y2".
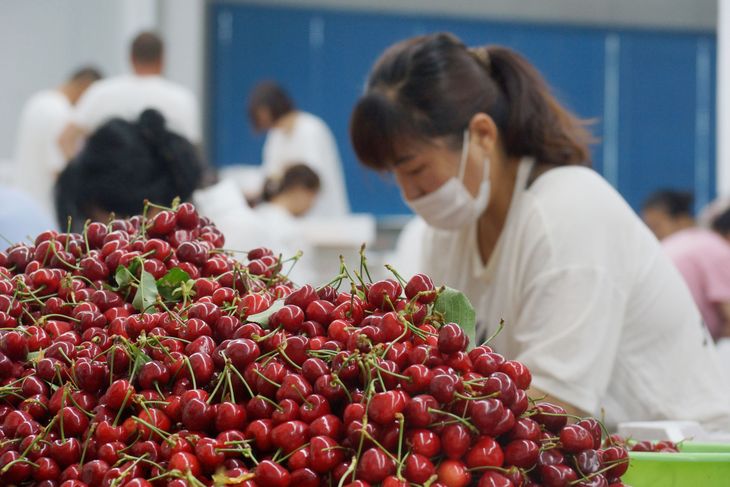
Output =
[{"x1": 405, "y1": 130, "x2": 490, "y2": 230}]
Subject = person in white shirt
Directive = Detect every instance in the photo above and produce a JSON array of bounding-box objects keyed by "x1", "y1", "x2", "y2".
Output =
[
  {"x1": 248, "y1": 81, "x2": 349, "y2": 217},
  {"x1": 59, "y1": 31, "x2": 200, "y2": 159},
  {"x1": 13, "y1": 67, "x2": 101, "y2": 214},
  {"x1": 192, "y1": 168, "x2": 317, "y2": 284},
  {"x1": 350, "y1": 33, "x2": 730, "y2": 430}
]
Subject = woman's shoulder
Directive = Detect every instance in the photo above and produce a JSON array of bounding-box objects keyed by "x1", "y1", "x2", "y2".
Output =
[
  {"x1": 518, "y1": 164, "x2": 651, "y2": 267},
  {"x1": 295, "y1": 112, "x2": 333, "y2": 135},
  {"x1": 527, "y1": 165, "x2": 632, "y2": 222}
]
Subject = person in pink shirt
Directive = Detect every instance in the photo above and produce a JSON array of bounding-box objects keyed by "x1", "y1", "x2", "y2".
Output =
[{"x1": 645, "y1": 191, "x2": 730, "y2": 340}]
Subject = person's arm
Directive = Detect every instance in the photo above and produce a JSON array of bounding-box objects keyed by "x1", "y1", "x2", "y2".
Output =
[{"x1": 58, "y1": 123, "x2": 86, "y2": 160}]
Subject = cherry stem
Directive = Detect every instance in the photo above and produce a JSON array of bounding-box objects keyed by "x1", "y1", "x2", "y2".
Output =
[
  {"x1": 78, "y1": 421, "x2": 97, "y2": 468},
  {"x1": 358, "y1": 243, "x2": 374, "y2": 284},
  {"x1": 428, "y1": 407, "x2": 479, "y2": 434},
  {"x1": 396, "y1": 413, "x2": 406, "y2": 473},
  {"x1": 252, "y1": 368, "x2": 281, "y2": 389},
  {"x1": 276, "y1": 344, "x2": 303, "y2": 371},
  {"x1": 338, "y1": 457, "x2": 357, "y2": 487},
  {"x1": 132, "y1": 416, "x2": 170, "y2": 441},
  {"x1": 481, "y1": 319, "x2": 505, "y2": 346},
  {"x1": 225, "y1": 360, "x2": 255, "y2": 399}
]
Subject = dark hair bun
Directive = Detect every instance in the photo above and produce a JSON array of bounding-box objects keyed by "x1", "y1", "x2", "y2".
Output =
[{"x1": 138, "y1": 109, "x2": 167, "y2": 143}]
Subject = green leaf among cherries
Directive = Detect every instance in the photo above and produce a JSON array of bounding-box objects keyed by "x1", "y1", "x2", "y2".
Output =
[
  {"x1": 156, "y1": 267, "x2": 192, "y2": 302},
  {"x1": 247, "y1": 298, "x2": 286, "y2": 328},
  {"x1": 133, "y1": 269, "x2": 159, "y2": 312},
  {"x1": 434, "y1": 286, "x2": 476, "y2": 350}
]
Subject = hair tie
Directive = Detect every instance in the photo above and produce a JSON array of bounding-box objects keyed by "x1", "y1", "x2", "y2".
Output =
[{"x1": 469, "y1": 47, "x2": 491, "y2": 73}]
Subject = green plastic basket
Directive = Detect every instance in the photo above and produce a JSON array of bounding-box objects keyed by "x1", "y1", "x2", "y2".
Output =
[
  {"x1": 622, "y1": 448, "x2": 730, "y2": 487},
  {"x1": 678, "y1": 442, "x2": 730, "y2": 453}
]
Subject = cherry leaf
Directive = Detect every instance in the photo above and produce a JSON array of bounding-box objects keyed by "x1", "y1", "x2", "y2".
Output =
[
  {"x1": 114, "y1": 265, "x2": 135, "y2": 289},
  {"x1": 157, "y1": 268, "x2": 192, "y2": 302},
  {"x1": 434, "y1": 287, "x2": 476, "y2": 350},
  {"x1": 247, "y1": 299, "x2": 285, "y2": 328},
  {"x1": 133, "y1": 269, "x2": 159, "y2": 312}
]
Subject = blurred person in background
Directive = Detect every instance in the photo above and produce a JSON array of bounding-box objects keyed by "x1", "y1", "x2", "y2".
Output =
[
  {"x1": 257, "y1": 163, "x2": 321, "y2": 218},
  {"x1": 248, "y1": 81, "x2": 349, "y2": 217},
  {"x1": 13, "y1": 66, "x2": 102, "y2": 214},
  {"x1": 350, "y1": 33, "x2": 730, "y2": 430},
  {"x1": 191, "y1": 165, "x2": 318, "y2": 284},
  {"x1": 642, "y1": 189, "x2": 694, "y2": 240},
  {"x1": 59, "y1": 31, "x2": 200, "y2": 159},
  {"x1": 653, "y1": 194, "x2": 730, "y2": 341},
  {"x1": 55, "y1": 109, "x2": 202, "y2": 232},
  {"x1": 0, "y1": 185, "x2": 57, "y2": 244}
]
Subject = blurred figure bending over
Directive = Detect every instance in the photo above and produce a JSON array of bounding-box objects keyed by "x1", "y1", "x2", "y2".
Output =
[
  {"x1": 248, "y1": 81, "x2": 349, "y2": 217},
  {"x1": 60, "y1": 31, "x2": 200, "y2": 158},
  {"x1": 647, "y1": 191, "x2": 730, "y2": 341},
  {"x1": 55, "y1": 109, "x2": 202, "y2": 232},
  {"x1": 258, "y1": 163, "x2": 321, "y2": 218},
  {"x1": 642, "y1": 189, "x2": 694, "y2": 240},
  {"x1": 14, "y1": 66, "x2": 101, "y2": 214}
]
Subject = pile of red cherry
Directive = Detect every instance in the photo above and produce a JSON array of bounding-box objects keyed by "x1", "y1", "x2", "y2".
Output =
[{"x1": 0, "y1": 203, "x2": 631, "y2": 486}]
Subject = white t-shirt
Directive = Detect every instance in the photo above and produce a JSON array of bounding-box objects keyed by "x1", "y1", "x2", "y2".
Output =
[
  {"x1": 13, "y1": 90, "x2": 71, "y2": 214},
  {"x1": 73, "y1": 74, "x2": 200, "y2": 143},
  {"x1": 418, "y1": 158, "x2": 730, "y2": 431},
  {"x1": 262, "y1": 112, "x2": 350, "y2": 217}
]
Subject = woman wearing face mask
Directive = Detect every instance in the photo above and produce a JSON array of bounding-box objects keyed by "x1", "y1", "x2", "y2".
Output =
[{"x1": 350, "y1": 33, "x2": 730, "y2": 430}]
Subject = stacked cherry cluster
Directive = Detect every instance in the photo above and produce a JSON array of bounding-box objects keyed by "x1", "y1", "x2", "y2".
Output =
[{"x1": 0, "y1": 203, "x2": 630, "y2": 487}]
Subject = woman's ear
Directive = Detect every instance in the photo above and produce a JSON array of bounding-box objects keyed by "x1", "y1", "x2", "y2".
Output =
[{"x1": 468, "y1": 113, "x2": 499, "y2": 157}]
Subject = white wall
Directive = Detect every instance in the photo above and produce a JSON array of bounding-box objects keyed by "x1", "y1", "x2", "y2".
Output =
[{"x1": 235, "y1": 0, "x2": 717, "y2": 30}]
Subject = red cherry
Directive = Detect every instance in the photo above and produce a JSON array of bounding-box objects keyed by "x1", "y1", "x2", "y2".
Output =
[
  {"x1": 477, "y1": 471, "x2": 514, "y2": 487},
  {"x1": 574, "y1": 449, "x2": 602, "y2": 475},
  {"x1": 408, "y1": 428, "x2": 441, "y2": 458},
  {"x1": 195, "y1": 437, "x2": 225, "y2": 473},
  {"x1": 560, "y1": 424, "x2": 594, "y2": 453},
  {"x1": 356, "y1": 447, "x2": 396, "y2": 483},
  {"x1": 168, "y1": 451, "x2": 201, "y2": 477},
  {"x1": 534, "y1": 403, "x2": 568, "y2": 433},
  {"x1": 309, "y1": 414, "x2": 344, "y2": 439},
  {"x1": 271, "y1": 420, "x2": 309, "y2": 453},
  {"x1": 398, "y1": 453, "x2": 432, "y2": 483},
  {"x1": 577, "y1": 418, "x2": 603, "y2": 449},
  {"x1": 405, "y1": 273, "x2": 436, "y2": 303},
  {"x1": 308, "y1": 435, "x2": 344, "y2": 473},
  {"x1": 599, "y1": 446, "x2": 629, "y2": 478},
  {"x1": 367, "y1": 279, "x2": 402, "y2": 309},
  {"x1": 465, "y1": 436, "x2": 504, "y2": 468},
  {"x1": 503, "y1": 439, "x2": 539, "y2": 468},
  {"x1": 436, "y1": 459, "x2": 471, "y2": 487},
  {"x1": 290, "y1": 467, "x2": 318, "y2": 487},
  {"x1": 254, "y1": 460, "x2": 291, "y2": 487},
  {"x1": 367, "y1": 390, "x2": 407, "y2": 425},
  {"x1": 437, "y1": 323, "x2": 468, "y2": 354},
  {"x1": 33, "y1": 456, "x2": 61, "y2": 481},
  {"x1": 440, "y1": 423, "x2": 472, "y2": 459},
  {"x1": 429, "y1": 373, "x2": 460, "y2": 403},
  {"x1": 215, "y1": 402, "x2": 247, "y2": 432},
  {"x1": 176, "y1": 202, "x2": 200, "y2": 229}
]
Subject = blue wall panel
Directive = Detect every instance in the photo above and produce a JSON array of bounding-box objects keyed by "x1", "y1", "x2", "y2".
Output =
[{"x1": 208, "y1": 2, "x2": 716, "y2": 216}]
